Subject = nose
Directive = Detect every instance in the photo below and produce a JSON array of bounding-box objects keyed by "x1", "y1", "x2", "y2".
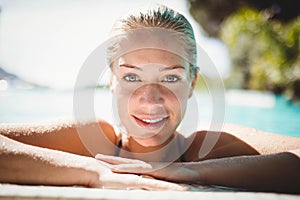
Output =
[{"x1": 137, "y1": 83, "x2": 164, "y2": 104}]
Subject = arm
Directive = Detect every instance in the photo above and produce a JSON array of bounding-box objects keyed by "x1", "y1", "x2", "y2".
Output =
[
  {"x1": 95, "y1": 124, "x2": 300, "y2": 192},
  {"x1": 186, "y1": 150, "x2": 300, "y2": 193},
  {"x1": 0, "y1": 134, "x2": 99, "y2": 186},
  {"x1": 97, "y1": 151, "x2": 300, "y2": 193},
  {"x1": 0, "y1": 134, "x2": 186, "y2": 190}
]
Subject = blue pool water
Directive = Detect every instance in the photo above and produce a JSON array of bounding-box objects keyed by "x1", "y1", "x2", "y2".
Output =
[
  {"x1": 225, "y1": 95, "x2": 300, "y2": 137},
  {"x1": 0, "y1": 88, "x2": 299, "y2": 137}
]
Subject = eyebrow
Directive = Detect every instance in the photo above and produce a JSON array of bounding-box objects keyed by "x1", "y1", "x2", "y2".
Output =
[
  {"x1": 119, "y1": 64, "x2": 142, "y2": 71},
  {"x1": 119, "y1": 64, "x2": 185, "y2": 71},
  {"x1": 160, "y1": 65, "x2": 185, "y2": 71}
]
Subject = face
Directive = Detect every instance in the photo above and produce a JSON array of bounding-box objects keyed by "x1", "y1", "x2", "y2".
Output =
[{"x1": 111, "y1": 48, "x2": 196, "y2": 147}]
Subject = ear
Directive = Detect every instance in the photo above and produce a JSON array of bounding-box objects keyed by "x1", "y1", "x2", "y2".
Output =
[
  {"x1": 188, "y1": 72, "x2": 198, "y2": 98},
  {"x1": 110, "y1": 73, "x2": 117, "y2": 93}
]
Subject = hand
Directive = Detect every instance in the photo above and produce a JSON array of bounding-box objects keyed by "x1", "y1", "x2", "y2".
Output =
[
  {"x1": 86, "y1": 156, "x2": 187, "y2": 191},
  {"x1": 95, "y1": 154, "x2": 202, "y2": 184}
]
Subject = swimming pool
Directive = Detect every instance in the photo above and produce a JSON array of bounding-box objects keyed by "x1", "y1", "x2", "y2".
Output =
[{"x1": 0, "y1": 88, "x2": 299, "y2": 137}]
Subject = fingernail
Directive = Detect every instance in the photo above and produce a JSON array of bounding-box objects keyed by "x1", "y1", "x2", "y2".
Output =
[
  {"x1": 95, "y1": 154, "x2": 100, "y2": 158},
  {"x1": 95, "y1": 154, "x2": 105, "y2": 159},
  {"x1": 111, "y1": 167, "x2": 122, "y2": 172}
]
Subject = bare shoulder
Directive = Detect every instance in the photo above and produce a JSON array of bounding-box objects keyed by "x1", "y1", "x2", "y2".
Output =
[
  {"x1": 0, "y1": 118, "x2": 119, "y2": 157},
  {"x1": 221, "y1": 123, "x2": 300, "y2": 154},
  {"x1": 97, "y1": 119, "x2": 118, "y2": 145},
  {"x1": 181, "y1": 124, "x2": 300, "y2": 161},
  {"x1": 182, "y1": 129, "x2": 259, "y2": 162},
  {"x1": 73, "y1": 119, "x2": 119, "y2": 156}
]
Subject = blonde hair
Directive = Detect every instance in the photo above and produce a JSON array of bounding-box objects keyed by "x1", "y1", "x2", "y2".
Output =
[{"x1": 107, "y1": 5, "x2": 198, "y2": 77}]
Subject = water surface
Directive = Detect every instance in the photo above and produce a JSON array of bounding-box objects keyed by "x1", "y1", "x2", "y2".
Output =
[{"x1": 0, "y1": 88, "x2": 299, "y2": 137}]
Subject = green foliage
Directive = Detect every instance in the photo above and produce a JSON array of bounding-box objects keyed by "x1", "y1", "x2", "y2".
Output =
[{"x1": 220, "y1": 7, "x2": 300, "y2": 101}]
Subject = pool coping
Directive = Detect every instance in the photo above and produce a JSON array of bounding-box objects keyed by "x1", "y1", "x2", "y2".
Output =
[{"x1": 1, "y1": 184, "x2": 299, "y2": 200}]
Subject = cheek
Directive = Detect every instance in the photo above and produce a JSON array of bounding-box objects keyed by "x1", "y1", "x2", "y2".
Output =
[
  {"x1": 114, "y1": 88, "x2": 132, "y2": 124},
  {"x1": 167, "y1": 85, "x2": 190, "y2": 113}
]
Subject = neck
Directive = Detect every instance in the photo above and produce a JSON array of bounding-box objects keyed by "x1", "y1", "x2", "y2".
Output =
[{"x1": 120, "y1": 132, "x2": 181, "y2": 162}]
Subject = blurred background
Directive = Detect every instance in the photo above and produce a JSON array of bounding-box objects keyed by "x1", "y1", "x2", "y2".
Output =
[{"x1": 0, "y1": 0, "x2": 299, "y2": 137}]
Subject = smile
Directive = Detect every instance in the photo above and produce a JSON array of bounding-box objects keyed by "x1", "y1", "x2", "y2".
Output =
[
  {"x1": 141, "y1": 117, "x2": 165, "y2": 123},
  {"x1": 132, "y1": 115, "x2": 169, "y2": 129}
]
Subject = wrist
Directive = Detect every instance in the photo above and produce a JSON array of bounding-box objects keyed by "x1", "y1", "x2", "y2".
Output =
[
  {"x1": 183, "y1": 161, "x2": 208, "y2": 184},
  {"x1": 57, "y1": 154, "x2": 107, "y2": 187},
  {"x1": 27, "y1": 145, "x2": 106, "y2": 187}
]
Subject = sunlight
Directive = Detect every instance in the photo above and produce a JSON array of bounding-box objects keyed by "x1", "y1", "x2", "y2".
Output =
[{"x1": 0, "y1": 0, "x2": 229, "y2": 89}]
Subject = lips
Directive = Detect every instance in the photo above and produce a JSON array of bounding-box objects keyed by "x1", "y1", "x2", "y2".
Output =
[{"x1": 132, "y1": 115, "x2": 168, "y2": 129}]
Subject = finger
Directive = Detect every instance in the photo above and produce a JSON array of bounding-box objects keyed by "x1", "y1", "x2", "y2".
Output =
[
  {"x1": 96, "y1": 160, "x2": 113, "y2": 168},
  {"x1": 111, "y1": 164, "x2": 153, "y2": 175},
  {"x1": 140, "y1": 175, "x2": 156, "y2": 179},
  {"x1": 99, "y1": 173, "x2": 187, "y2": 191},
  {"x1": 111, "y1": 163, "x2": 152, "y2": 173},
  {"x1": 95, "y1": 154, "x2": 148, "y2": 165}
]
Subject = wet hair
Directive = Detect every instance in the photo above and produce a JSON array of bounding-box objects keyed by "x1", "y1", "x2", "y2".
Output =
[{"x1": 107, "y1": 5, "x2": 198, "y2": 78}]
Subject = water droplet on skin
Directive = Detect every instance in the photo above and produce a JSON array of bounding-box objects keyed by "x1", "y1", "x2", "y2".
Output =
[
  {"x1": 29, "y1": 128, "x2": 35, "y2": 134},
  {"x1": 1, "y1": 141, "x2": 6, "y2": 148}
]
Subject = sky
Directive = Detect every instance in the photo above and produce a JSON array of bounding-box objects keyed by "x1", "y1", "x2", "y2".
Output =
[{"x1": 0, "y1": 0, "x2": 230, "y2": 89}]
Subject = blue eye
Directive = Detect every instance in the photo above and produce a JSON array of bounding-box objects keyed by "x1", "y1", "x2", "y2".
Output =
[
  {"x1": 162, "y1": 75, "x2": 180, "y2": 83},
  {"x1": 123, "y1": 74, "x2": 141, "y2": 82}
]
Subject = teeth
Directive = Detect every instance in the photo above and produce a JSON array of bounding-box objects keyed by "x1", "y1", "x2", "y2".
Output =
[{"x1": 141, "y1": 117, "x2": 165, "y2": 124}]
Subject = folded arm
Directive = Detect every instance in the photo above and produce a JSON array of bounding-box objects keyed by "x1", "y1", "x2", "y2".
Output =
[
  {"x1": 187, "y1": 150, "x2": 300, "y2": 193},
  {"x1": 98, "y1": 150, "x2": 300, "y2": 193},
  {"x1": 0, "y1": 134, "x2": 186, "y2": 190},
  {"x1": 97, "y1": 126, "x2": 300, "y2": 194},
  {"x1": 0, "y1": 134, "x2": 102, "y2": 186}
]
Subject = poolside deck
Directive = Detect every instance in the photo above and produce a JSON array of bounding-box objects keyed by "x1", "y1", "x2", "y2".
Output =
[{"x1": 1, "y1": 184, "x2": 299, "y2": 200}]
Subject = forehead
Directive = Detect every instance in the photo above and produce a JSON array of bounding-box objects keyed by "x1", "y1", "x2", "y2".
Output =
[
  {"x1": 118, "y1": 49, "x2": 188, "y2": 67},
  {"x1": 110, "y1": 28, "x2": 192, "y2": 65}
]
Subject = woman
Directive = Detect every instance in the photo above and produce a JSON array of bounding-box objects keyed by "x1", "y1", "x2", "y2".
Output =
[{"x1": 1, "y1": 5, "x2": 299, "y2": 193}]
